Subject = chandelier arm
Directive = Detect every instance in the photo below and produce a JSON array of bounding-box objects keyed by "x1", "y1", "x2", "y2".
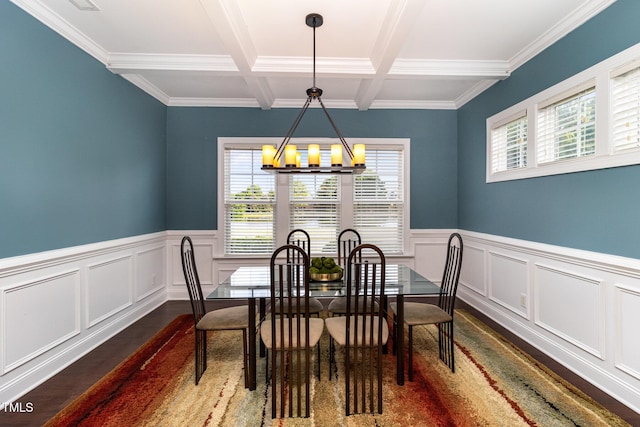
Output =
[
  {"x1": 317, "y1": 97, "x2": 354, "y2": 159},
  {"x1": 274, "y1": 96, "x2": 313, "y2": 161}
]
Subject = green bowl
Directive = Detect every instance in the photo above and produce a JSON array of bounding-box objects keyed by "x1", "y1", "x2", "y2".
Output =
[{"x1": 309, "y1": 271, "x2": 343, "y2": 282}]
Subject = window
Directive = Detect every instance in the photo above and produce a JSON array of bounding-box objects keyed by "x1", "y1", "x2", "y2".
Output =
[
  {"x1": 537, "y1": 85, "x2": 596, "y2": 164},
  {"x1": 289, "y1": 171, "x2": 340, "y2": 254},
  {"x1": 220, "y1": 138, "x2": 409, "y2": 256},
  {"x1": 353, "y1": 149, "x2": 404, "y2": 253},
  {"x1": 223, "y1": 148, "x2": 275, "y2": 254},
  {"x1": 486, "y1": 42, "x2": 640, "y2": 183},
  {"x1": 612, "y1": 61, "x2": 640, "y2": 152},
  {"x1": 490, "y1": 112, "x2": 528, "y2": 173}
]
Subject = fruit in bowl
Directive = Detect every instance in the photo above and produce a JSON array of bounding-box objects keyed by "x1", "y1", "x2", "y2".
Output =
[{"x1": 309, "y1": 256, "x2": 343, "y2": 281}]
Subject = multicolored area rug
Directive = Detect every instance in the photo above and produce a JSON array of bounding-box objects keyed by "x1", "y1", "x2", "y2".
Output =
[{"x1": 44, "y1": 310, "x2": 630, "y2": 426}]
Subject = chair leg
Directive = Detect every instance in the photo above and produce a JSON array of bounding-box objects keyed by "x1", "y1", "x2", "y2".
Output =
[
  {"x1": 450, "y1": 322, "x2": 455, "y2": 373},
  {"x1": 328, "y1": 337, "x2": 334, "y2": 380},
  {"x1": 242, "y1": 329, "x2": 249, "y2": 388},
  {"x1": 195, "y1": 329, "x2": 207, "y2": 385},
  {"x1": 317, "y1": 342, "x2": 321, "y2": 380},
  {"x1": 392, "y1": 313, "x2": 397, "y2": 355},
  {"x1": 265, "y1": 348, "x2": 269, "y2": 384},
  {"x1": 437, "y1": 322, "x2": 455, "y2": 373},
  {"x1": 408, "y1": 325, "x2": 414, "y2": 382}
]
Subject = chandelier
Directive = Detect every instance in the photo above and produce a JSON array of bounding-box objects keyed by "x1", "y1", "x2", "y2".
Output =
[{"x1": 261, "y1": 13, "x2": 365, "y2": 174}]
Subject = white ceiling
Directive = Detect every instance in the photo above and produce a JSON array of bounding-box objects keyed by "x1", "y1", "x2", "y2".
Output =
[{"x1": 13, "y1": 0, "x2": 616, "y2": 110}]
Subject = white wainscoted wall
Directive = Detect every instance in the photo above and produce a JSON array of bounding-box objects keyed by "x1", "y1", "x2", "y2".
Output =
[
  {"x1": 457, "y1": 230, "x2": 640, "y2": 413},
  {"x1": 0, "y1": 232, "x2": 167, "y2": 404},
  {"x1": 3, "y1": 229, "x2": 639, "y2": 414}
]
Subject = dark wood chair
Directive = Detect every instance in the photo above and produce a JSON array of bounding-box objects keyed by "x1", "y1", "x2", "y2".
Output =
[
  {"x1": 180, "y1": 236, "x2": 250, "y2": 387},
  {"x1": 390, "y1": 232, "x2": 463, "y2": 379},
  {"x1": 325, "y1": 243, "x2": 388, "y2": 415},
  {"x1": 260, "y1": 244, "x2": 325, "y2": 418},
  {"x1": 272, "y1": 229, "x2": 324, "y2": 316},
  {"x1": 327, "y1": 229, "x2": 374, "y2": 316}
]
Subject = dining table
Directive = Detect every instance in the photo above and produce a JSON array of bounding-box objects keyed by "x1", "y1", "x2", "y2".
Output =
[{"x1": 207, "y1": 263, "x2": 442, "y2": 391}]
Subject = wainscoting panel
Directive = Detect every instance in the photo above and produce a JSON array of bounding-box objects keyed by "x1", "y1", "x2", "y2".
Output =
[
  {"x1": 457, "y1": 230, "x2": 640, "y2": 413},
  {"x1": 167, "y1": 233, "x2": 216, "y2": 300},
  {"x1": 413, "y1": 241, "x2": 446, "y2": 283},
  {"x1": 460, "y1": 244, "x2": 486, "y2": 297},
  {"x1": 615, "y1": 283, "x2": 640, "y2": 380},
  {"x1": 87, "y1": 256, "x2": 133, "y2": 328},
  {"x1": 0, "y1": 232, "x2": 167, "y2": 405},
  {"x1": 136, "y1": 246, "x2": 165, "y2": 301},
  {"x1": 488, "y1": 251, "x2": 529, "y2": 319},
  {"x1": 2, "y1": 269, "x2": 80, "y2": 373},
  {"x1": 534, "y1": 263, "x2": 604, "y2": 359}
]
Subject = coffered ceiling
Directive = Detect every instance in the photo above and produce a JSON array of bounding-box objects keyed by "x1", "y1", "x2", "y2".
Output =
[{"x1": 12, "y1": 0, "x2": 615, "y2": 109}]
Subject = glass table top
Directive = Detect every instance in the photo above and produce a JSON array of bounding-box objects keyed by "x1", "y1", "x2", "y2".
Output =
[{"x1": 207, "y1": 264, "x2": 441, "y2": 299}]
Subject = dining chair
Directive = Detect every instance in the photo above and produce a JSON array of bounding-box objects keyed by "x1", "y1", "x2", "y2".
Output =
[
  {"x1": 272, "y1": 229, "x2": 324, "y2": 317},
  {"x1": 180, "y1": 236, "x2": 251, "y2": 387},
  {"x1": 325, "y1": 243, "x2": 388, "y2": 415},
  {"x1": 390, "y1": 232, "x2": 463, "y2": 379},
  {"x1": 261, "y1": 244, "x2": 325, "y2": 418},
  {"x1": 327, "y1": 229, "x2": 377, "y2": 317}
]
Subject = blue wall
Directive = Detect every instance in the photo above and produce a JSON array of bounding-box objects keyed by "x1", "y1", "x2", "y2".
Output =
[
  {"x1": 166, "y1": 107, "x2": 458, "y2": 230},
  {"x1": 0, "y1": 3, "x2": 167, "y2": 258},
  {"x1": 458, "y1": 0, "x2": 640, "y2": 258},
  {"x1": 6, "y1": 0, "x2": 639, "y2": 260}
]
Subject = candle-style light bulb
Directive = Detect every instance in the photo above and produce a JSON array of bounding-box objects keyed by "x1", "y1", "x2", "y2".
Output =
[
  {"x1": 262, "y1": 145, "x2": 275, "y2": 168},
  {"x1": 331, "y1": 144, "x2": 343, "y2": 166},
  {"x1": 353, "y1": 144, "x2": 366, "y2": 166},
  {"x1": 285, "y1": 145, "x2": 297, "y2": 167},
  {"x1": 308, "y1": 144, "x2": 320, "y2": 167}
]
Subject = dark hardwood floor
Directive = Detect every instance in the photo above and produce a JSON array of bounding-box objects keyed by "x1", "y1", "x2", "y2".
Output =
[{"x1": 1, "y1": 299, "x2": 638, "y2": 426}]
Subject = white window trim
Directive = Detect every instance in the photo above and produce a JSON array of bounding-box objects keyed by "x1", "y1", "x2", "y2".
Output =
[
  {"x1": 217, "y1": 137, "x2": 410, "y2": 257},
  {"x1": 487, "y1": 41, "x2": 640, "y2": 183}
]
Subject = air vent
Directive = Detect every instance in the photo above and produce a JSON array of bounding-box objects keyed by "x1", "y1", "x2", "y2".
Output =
[{"x1": 69, "y1": 0, "x2": 99, "y2": 11}]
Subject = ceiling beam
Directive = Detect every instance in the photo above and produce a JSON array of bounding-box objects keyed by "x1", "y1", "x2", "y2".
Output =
[
  {"x1": 354, "y1": 0, "x2": 427, "y2": 111},
  {"x1": 199, "y1": 0, "x2": 274, "y2": 109}
]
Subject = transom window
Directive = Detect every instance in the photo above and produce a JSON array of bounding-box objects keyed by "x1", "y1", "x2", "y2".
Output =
[
  {"x1": 490, "y1": 112, "x2": 528, "y2": 173},
  {"x1": 486, "y1": 42, "x2": 640, "y2": 183},
  {"x1": 537, "y1": 86, "x2": 596, "y2": 164},
  {"x1": 612, "y1": 61, "x2": 640, "y2": 152},
  {"x1": 220, "y1": 138, "x2": 409, "y2": 256}
]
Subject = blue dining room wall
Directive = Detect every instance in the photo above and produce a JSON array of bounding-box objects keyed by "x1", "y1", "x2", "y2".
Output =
[
  {"x1": 457, "y1": 0, "x2": 640, "y2": 259},
  {"x1": 0, "y1": 2, "x2": 167, "y2": 259},
  {"x1": 166, "y1": 106, "x2": 458, "y2": 231}
]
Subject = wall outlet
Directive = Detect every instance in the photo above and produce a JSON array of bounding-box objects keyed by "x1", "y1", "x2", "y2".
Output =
[
  {"x1": 152, "y1": 274, "x2": 157, "y2": 286},
  {"x1": 520, "y1": 293, "x2": 527, "y2": 308}
]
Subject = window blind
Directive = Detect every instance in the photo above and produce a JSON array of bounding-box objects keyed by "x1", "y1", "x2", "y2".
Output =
[
  {"x1": 354, "y1": 149, "x2": 404, "y2": 254},
  {"x1": 224, "y1": 148, "x2": 275, "y2": 254},
  {"x1": 490, "y1": 114, "x2": 527, "y2": 173},
  {"x1": 537, "y1": 87, "x2": 596, "y2": 164},
  {"x1": 612, "y1": 64, "x2": 640, "y2": 152},
  {"x1": 289, "y1": 171, "x2": 340, "y2": 255}
]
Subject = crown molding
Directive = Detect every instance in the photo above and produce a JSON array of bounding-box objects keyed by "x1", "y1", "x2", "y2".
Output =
[
  {"x1": 107, "y1": 53, "x2": 238, "y2": 73},
  {"x1": 390, "y1": 59, "x2": 510, "y2": 78},
  {"x1": 119, "y1": 74, "x2": 170, "y2": 105},
  {"x1": 271, "y1": 98, "x2": 357, "y2": 109},
  {"x1": 509, "y1": 0, "x2": 617, "y2": 71},
  {"x1": 454, "y1": 79, "x2": 501, "y2": 108},
  {"x1": 252, "y1": 56, "x2": 375, "y2": 76},
  {"x1": 369, "y1": 99, "x2": 457, "y2": 110},
  {"x1": 11, "y1": 0, "x2": 109, "y2": 64},
  {"x1": 167, "y1": 98, "x2": 261, "y2": 108}
]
